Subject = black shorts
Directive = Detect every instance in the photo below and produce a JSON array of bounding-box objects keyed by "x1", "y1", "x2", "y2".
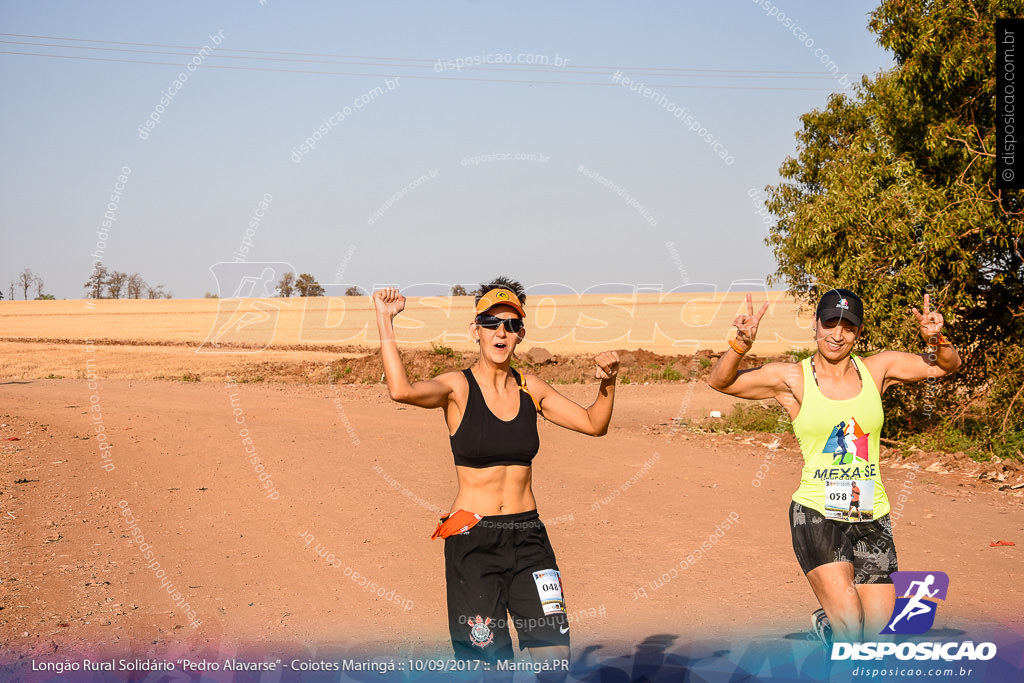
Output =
[
  {"x1": 444, "y1": 510, "x2": 569, "y2": 661},
  {"x1": 789, "y1": 501, "x2": 897, "y2": 584}
]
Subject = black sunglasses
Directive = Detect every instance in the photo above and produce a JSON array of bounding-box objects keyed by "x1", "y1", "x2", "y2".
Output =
[{"x1": 475, "y1": 314, "x2": 525, "y2": 333}]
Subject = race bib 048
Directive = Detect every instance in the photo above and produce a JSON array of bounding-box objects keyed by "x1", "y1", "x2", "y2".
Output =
[{"x1": 532, "y1": 569, "x2": 566, "y2": 615}]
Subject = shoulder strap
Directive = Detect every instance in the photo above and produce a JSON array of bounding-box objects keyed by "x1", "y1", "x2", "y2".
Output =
[
  {"x1": 513, "y1": 368, "x2": 541, "y2": 414},
  {"x1": 850, "y1": 354, "x2": 881, "y2": 399},
  {"x1": 461, "y1": 367, "x2": 478, "y2": 397},
  {"x1": 801, "y1": 357, "x2": 818, "y2": 396}
]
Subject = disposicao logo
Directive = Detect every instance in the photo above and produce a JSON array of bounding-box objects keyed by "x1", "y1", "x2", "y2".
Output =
[
  {"x1": 831, "y1": 570, "x2": 997, "y2": 662},
  {"x1": 882, "y1": 570, "x2": 949, "y2": 635}
]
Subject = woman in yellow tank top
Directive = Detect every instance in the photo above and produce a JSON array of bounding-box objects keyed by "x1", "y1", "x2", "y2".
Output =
[{"x1": 708, "y1": 289, "x2": 961, "y2": 646}]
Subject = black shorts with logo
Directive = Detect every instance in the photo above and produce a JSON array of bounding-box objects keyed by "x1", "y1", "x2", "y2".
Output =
[
  {"x1": 789, "y1": 501, "x2": 898, "y2": 584},
  {"x1": 444, "y1": 510, "x2": 569, "y2": 661}
]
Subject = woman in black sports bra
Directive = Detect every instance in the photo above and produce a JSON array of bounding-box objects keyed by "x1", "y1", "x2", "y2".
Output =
[{"x1": 374, "y1": 277, "x2": 618, "y2": 673}]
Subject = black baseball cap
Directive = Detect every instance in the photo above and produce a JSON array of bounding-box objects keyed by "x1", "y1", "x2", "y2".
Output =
[{"x1": 815, "y1": 288, "x2": 864, "y2": 327}]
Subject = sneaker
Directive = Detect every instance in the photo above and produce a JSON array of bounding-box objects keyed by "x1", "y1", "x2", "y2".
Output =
[{"x1": 811, "y1": 608, "x2": 832, "y2": 649}]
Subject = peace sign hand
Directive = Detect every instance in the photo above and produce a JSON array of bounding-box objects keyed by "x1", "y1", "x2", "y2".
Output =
[
  {"x1": 911, "y1": 293, "x2": 944, "y2": 342},
  {"x1": 732, "y1": 293, "x2": 769, "y2": 351}
]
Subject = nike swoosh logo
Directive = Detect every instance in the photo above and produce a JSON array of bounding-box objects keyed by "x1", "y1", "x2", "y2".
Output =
[{"x1": 560, "y1": 626, "x2": 569, "y2": 634}]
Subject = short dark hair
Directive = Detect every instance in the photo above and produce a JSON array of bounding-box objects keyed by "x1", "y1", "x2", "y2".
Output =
[{"x1": 475, "y1": 276, "x2": 526, "y2": 306}]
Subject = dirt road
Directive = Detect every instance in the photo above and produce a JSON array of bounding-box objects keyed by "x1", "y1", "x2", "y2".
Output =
[{"x1": 2, "y1": 378, "x2": 1021, "y2": 673}]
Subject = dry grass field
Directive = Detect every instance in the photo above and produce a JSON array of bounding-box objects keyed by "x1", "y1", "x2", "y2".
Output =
[{"x1": 0, "y1": 292, "x2": 813, "y2": 382}]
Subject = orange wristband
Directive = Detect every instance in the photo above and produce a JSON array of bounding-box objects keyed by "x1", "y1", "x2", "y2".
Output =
[{"x1": 729, "y1": 338, "x2": 749, "y2": 355}]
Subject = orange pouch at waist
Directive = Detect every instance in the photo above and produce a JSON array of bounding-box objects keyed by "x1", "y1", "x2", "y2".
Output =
[{"x1": 431, "y1": 509, "x2": 483, "y2": 540}]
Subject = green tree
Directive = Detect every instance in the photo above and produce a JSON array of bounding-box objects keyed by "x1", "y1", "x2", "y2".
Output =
[
  {"x1": 295, "y1": 273, "x2": 324, "y2": 297},
  {"x1": 765, "y1": 0, "x2": 1024, "y2": 441}
]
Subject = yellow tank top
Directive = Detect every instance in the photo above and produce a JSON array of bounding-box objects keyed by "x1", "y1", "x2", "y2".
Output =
[{"x1": 791, "y1": 355, "x2": 889, "y2": 521}]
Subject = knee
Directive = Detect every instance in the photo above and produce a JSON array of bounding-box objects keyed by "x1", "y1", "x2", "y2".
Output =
[{"x1": 829, "y1": 608, "x2": 865, "y2": 641}]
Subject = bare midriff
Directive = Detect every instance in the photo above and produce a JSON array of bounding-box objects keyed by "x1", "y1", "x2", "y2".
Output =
[{"x1": 451, "y1": 464, "x2": 535, "y2": 516}]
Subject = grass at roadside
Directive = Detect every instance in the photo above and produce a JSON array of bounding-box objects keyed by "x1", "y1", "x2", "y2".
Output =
[{"x1": 677, "y1": 402, "x2": 1021, "y2": 463}]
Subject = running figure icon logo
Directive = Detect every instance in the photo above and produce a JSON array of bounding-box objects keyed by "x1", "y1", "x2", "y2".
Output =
[
  {"x1": 880, "y1": 571, "x2": 950, "y2": 635},
  {"x1": 824, "y1": 417, "x2": 869, "y2": 466}
]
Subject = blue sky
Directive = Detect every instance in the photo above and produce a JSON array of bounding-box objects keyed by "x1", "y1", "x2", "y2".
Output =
[{"x1": 0, "y1": 0, "x2": 893, "y2": 299}]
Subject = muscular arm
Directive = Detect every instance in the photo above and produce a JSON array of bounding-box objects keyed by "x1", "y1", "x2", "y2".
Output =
[
  {"x1": 706, "y1": 293, "x2": 792, "y2": 401},
  {"x1": 375, "y1": 289, "x2": 454, "y2": 409},
  {"x1": 866, "y1": 345, "x2": 961, "y2": 392},
  {"x1": 708, "y1": 358, "x2": 793, "y2": 400},
  {"x1": 866, "y1": 293, "x2": 962, "y2": 392},
  {"x1": 525, "y1": 351, "x2": 619, "y2": 436},
  {"x1": 528, "y1": 376, "x2": 616, "y2": 436}
]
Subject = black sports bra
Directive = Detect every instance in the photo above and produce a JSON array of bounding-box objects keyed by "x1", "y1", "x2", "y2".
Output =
[{"x1": 450, "y1": 368, "x2": 540, "y2": 468}]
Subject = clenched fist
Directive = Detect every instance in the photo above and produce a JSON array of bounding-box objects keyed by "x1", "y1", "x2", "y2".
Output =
[
  {"x1": 595, "y1": 351, "x2": 620, "y2": 381},
  {"x1": 374, "y1": 287, "x2": 406, "y2": 320}
]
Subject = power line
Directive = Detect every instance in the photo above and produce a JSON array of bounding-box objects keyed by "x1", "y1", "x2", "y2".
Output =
[
  {"x1": 0, "y1": 38, "x2": 845, "y2": 81},
  {"x1": 0, "y1": 32, "x2": 866, "y2": 91},
  {"x1": 0, "y1": 51, "x2": 847, "y2": 91},
  {"x1": 0, "y1": 32, "x2": 869, "y2": 76}
]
